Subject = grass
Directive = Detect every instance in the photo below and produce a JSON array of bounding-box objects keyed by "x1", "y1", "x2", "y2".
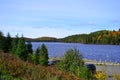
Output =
[{"x1": 0, "y1": 51, "x2": 80, "y2": 80}]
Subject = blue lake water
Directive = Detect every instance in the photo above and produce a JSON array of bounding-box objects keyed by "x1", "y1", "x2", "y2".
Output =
[{"x1": 31, "y1": 42, "x2": 120, "y2": 63}]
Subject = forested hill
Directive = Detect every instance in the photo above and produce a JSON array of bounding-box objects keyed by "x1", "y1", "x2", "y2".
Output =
[
  {"x1": 61, "y1": 30, "x2": 120, "y2": 45},
  {"x1": 24, "y1": 37, "x2": 57, "y2": 42},
  {"x1": 36, "y1": 37, "x2": 57, "y2": 42}
]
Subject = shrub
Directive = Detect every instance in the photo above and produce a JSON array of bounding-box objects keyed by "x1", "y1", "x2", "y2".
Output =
[
  {"x1": 56, "y1": 48, "x2": 85, "y2": 77},
  {"x1": 95, "y1": 68, "x2": 108, "y2": 80},
  {"x1": 80, "y1": 66, "x2": 94, "y2": 80}
]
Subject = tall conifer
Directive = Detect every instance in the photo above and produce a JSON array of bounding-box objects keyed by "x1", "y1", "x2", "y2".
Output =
[
  {"x1": 16, "y1": 36, "x2": 28, "y2": 61},
  {"x1": 39, "y1": 44, "x2": 48, "y2": 66}
]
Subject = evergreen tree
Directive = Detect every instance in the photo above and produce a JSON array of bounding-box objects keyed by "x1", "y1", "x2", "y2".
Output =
[
  {"x1": 0, "y1": 32, "x2": 12, "y2": 52},
  {"x1": 10, "y1": 34, "x2": 19, "y2": 54},
  {"x1": 32, "y1": 49, "x2": 39, "y2": 65},
  {"x1": 26, "y1": 42, "x2": 33, "y2": 54},
  {"x1": 0, "y1": 31, "x2": 5, "y2": 51},
  {"x1": 16, "y1": 36, "x2": 28, "y2": 61},
  {"x1": 39, "y1": 44, "x2": 49, "y2": 66},
  {"x1": 3, "y1": 33, "x2": 12, "y2": 52}
]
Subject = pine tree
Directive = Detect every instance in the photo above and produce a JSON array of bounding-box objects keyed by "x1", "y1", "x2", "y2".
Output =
[
  {"x1": 32, "y1": 49, "x2": 39, "y2": 65},
  {"x1": 3, "y1": 33, "x2": 12, "y2": 52},
  {"x1": 39, "y1": 44, "x2": 49, "y2": 66},
  {"x1": 26, "y1": 42, "x2": 33, "y2": 54},
  {"x1": 0, "y1": 31, "x2": 5, "y2": 51},
  {"x1": 16, "y1": 36, "x2": 28, "y2": 61},
  {"x1": 10, "y1": 34, "x2": 19, "y2": 54}
]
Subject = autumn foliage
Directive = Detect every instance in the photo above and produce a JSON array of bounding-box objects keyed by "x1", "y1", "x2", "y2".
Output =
[{"x1": 62, "y1": 30, "x2": 120, "y2": 45}]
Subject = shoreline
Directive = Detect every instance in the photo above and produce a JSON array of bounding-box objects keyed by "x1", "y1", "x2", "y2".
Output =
[
  {"x1": 49, "y1": 57, "x2": 120, "y2": 66},
  {"x1": 84, "y1": 59, "x2": 120, "y2": 66}
]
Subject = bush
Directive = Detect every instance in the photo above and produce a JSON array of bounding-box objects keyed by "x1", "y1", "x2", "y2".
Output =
[
  {"x1": 95, "y1": 68, "x2": 108, "y2": 80},
  {"x1": 56, "y1": 48, "x2": 84, "y2": 76},
  {"x1": 56, "y1": 48, "x2": 96, "y2": 79},
  {"x1": 80, "y1": 66, "x2": 94, "y2": 80}
]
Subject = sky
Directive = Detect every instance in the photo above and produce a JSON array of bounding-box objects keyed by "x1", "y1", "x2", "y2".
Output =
[{"x1": 0, "y1": 0, "x2": 120, "y2": 38}]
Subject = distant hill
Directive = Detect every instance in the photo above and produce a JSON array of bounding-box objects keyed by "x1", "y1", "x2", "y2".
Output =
[
  {"x1": 61, "y1": 30, "x2": 120, "y2": 45},
  {"x1": 24, "y1": 37, "x2": 38, "y2": 42},
  {"x1": 24, "y1": 29, "x2": 120, "y2": 45},
  {"x1": 35, "y1": 37, "x2": 57, "y2": 42}
]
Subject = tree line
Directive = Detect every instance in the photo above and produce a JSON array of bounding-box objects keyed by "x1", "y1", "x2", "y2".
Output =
[
  {"x1": 61, "y1": 29, "x2": 120, "y2": 45},
  {"x1": 0, "y1": 31, "x2": 48, "y2": 66}
]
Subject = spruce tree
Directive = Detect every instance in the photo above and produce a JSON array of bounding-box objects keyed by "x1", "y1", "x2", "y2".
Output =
[
  {"x1": 39, "y1": 44, "x2": 49, "y2": 66},
  {"x1": 26, "y1": 42, "x2": 33, "y2": 54},
  {"x1": 3, "y1": 33, "x2": 12, "y2": 52},
  {"x1": 32, "y1": 49, "x2": 39, "y2": 65},
  {"x1": 0, "y1": 31, "x2": 5, "y2": 51},
  {"x1": 16, "y1": 36, "x2": 28, "y2": 61},
  {"x1": 10, "y1": 34, "x2": 19, "y2": 54}
]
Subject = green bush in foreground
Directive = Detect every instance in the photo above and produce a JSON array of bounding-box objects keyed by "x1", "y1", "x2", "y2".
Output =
[
  {"x1": 56, "y1": 48, "x2": 95, "y2": 80},
  {"x1": 56, "y1": 48, "x2": 83, "y2": 74},
  {"x1": 80, "y1": 66, "x2": 94, "y2": 80}
]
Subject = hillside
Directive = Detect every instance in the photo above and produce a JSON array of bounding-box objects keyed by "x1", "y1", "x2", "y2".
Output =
[
  {"x1": 61, "y1": 30, "x2": 120, "y2": 45},
  {"x1": 24, "y1": 37, "x2": 38, "y2": 42},
  {"x1": 24, "y1": 29, "x2": 120, "y2": 45},
  {"x1": 36, "y1": 37, "x2": 57, "y2": 42},
  {"x1": 24, "y1": 37, "x2": 57, "y2": 42}
]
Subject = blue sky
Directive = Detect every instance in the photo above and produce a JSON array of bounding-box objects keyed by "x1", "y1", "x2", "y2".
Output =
[{"x1": 0, "y1": 0, "x2": 120, "y2": 38}]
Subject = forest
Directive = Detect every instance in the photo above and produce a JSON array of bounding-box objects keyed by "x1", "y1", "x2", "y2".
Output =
[
  {"x1": 24, "y1": 29, "x2": 120, "y2": 45},
  {"x1": 61, "y1": 29, "x2": 120, "y2": 45}
]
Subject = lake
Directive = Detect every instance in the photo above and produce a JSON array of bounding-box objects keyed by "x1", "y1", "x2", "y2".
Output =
[{"x1": 31, "y1": 42, "x2": 120, "y2": 63}]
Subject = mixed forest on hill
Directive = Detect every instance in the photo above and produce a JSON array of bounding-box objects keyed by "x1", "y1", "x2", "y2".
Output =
[
  {"x1": 25, "y1": 29, "x2": 120, "y2": 45},
  {"x1": 62, "y1": 29, "x2": 120, "y2": 45}
]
